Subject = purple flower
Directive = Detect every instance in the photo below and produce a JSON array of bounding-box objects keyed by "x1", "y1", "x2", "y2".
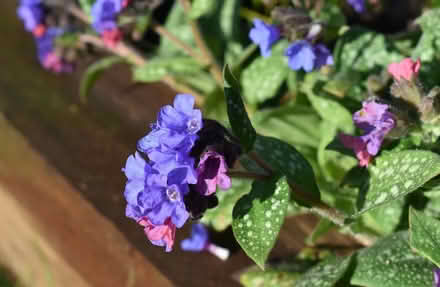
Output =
[
  {"x1": 434, "y1": 268, "x2": 440, "y2": 287},
  {"x1": 181, "y1": 223, "x2": 209, "y2": 252},
  {"x1": 17, "y1": 0, "x2": 45, "y2": 33},
  {"x1": 347, "y1": 0, "x2": 365, "y2": 13},
  {"x1": 91, "y1": 0, "x2": 123, "y2": 33},
  {"x1": 34, "y1": 27, "x2": 72, "y2": 73},
  {"x1": 249, "y1": 19, "x2": 281, "y2": 57},
  {"x1": 340, "y1": 100, "x2": 395, "y2": 166},
  {"x1": 138, "y1": 94, "x2": 202, "y2": 156},
  {"x1": 196, "y1": 151, "x2": 231, "y2": 196},
  {"x1": 285, "y1": 40, "x2": 333, "y2": 72}
]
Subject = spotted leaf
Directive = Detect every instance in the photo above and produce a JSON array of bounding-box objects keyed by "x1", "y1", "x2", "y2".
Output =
[
  {"x1": 351, "y1": 231, "x2": 435, "y2": 287},
  {"x1": 294, "y1": 255, "x2": 352, "y2": 287},
  {"x1": 252, "y1": 135, "x2": 321, "y2": 201},
  {"x1": 232, "y1": 177, "x2": 290, "y2": 269},
  {"x1": 354, "y1": 150, "x2": 440, "y2": 216},
  {"x1": 223, "y1": 64, "x2": 257, "y2": 152},
  {"x1": 409, "y1": 207, "x2": 440, "y2": 267}
]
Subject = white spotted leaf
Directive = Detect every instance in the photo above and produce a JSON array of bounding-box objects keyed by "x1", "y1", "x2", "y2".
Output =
[
  {"x1": 240, "y1": 259, "x2": 314, "y2": 287},
  {"x1": 354, "y1": 150, "x2": 440, "y2": 216},
  {"x1": 409, "y1": 207, "x2": 440, "y2": 267},
  {"x1": 232, "y1": 177, "x2": 290, "y2": 269},
  {"x1": 253, "y1": 135, "x2": 321, "y2": 201},
  {"x1": 351, "y1": 231, "x2": 435, "y2": 287},
  {"x1": 294, "y1": 255, "x2": 352, "y2": 287},
  {"x1": 241, "y1": 41, "x2": 289, "y2": 105},
  {"x1": 223, "y1": 64, "x2": 257, "y2": 152}
]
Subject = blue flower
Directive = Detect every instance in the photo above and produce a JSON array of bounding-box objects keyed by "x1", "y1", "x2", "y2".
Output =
[
  {"x1": 347, "y1": 0, "x2": 365, "y2": 13},
  {"x1": 285, "y1": 40, "x2": 333, "y2": 72},
  {"x1": 249, "y1": 19, "x2": 281, "y2": 57},
  {"x1": 91, "y1": 0, "x2": 123, "y2": 33},
  {"x1": 181, "y1": 223, "x2": 209, "y2": 252},
  {"x1": 17, "y1": 0, "x2": 45, "y2": 33}
]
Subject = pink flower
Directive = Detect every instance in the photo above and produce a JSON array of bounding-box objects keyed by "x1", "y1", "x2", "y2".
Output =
[
  {"x1": 102, "y1": 28, "x2": 122, "y2": 48},
  {"x1": 387, "y1": 58, "x2": 421, "y2": 81},
  {"x1": 196, "y1": 151, "x2": 231, "y2": 196},
  {"x1": 138, "y1": 217, "x2": 176, "y2": 252},
  {"x1": 42, "y1": 52, "x2": 73, "y2": 73},
  {"x1": 339, "y1": 134, "x2": 372, "y2": 167}
]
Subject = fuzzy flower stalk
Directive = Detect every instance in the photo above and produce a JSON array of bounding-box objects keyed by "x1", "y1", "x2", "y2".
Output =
[
  {"x1": 181, "y1": 223, "x2": 230, "y2": 261},
  {"x1": 340, "y1": 100, "x2": 395, "y2": 166},
  {"x1": 123, "y1": 94, "x2": 234, "y2": 252}
]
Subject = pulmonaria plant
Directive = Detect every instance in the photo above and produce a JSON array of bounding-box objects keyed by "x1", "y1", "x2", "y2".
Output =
[
  {"x1": 17, "y1": 0, "x2": 46, "y2": 37},
  {"x1": 91, "y1": 0, "x2": 128, "y2": 47},
  {"x1": 249, "y1": 6, "x2": 333, "y2": 72},
  {"x1": 123, "y1": 94, "x2": 233, "y2": 252},
  {"x1": 434, "y1": 268, "x2": 440, "y2": 287},
  {"x1": 340, "y1": 100, "x2": 395, "y2": 166},
  {"x1": 388, "y1": 58, "x2": 421, "y2": 82}
]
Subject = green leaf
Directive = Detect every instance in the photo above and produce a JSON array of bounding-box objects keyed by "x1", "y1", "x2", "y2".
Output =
[
  {"x1": 158, "y1": 3, "x2": 196, "y2": 57},
  {"x1": 306, "y1": 218, "x2": 335, "y2": 245},
  {"x1": 412, "y1": 8, "x2": 440, "y2": 62},
  {"x1": 354, "y1": 150, "x2": 440, "y2": 216},
  {"x1": 78, "y1": 0, "x2": 94, "y2": 15},
  {"x1": 79, "y1": 56, "x2": 124, "y2": 104},
  {"x1": 223, "y1": 64, "x2": 256, "y2": 151},
  {"x1": 335, "y1": 27, "x2": 403, "y2": 72},
  {"x1": 201, "y1": 178, "x2": 252, "y2": 231},
  {"x1": 409, "y1": 208, "x2": 440, "y2": 267},
  {"x1": 351, "y1": 231, "x2": 435, "y2": 287},
  {"x1": 294, "y1": 255, "x2": 352, "y2": 287},
  {"x1": 253, "y1": 135, "x2": 321, "y2": 201},
  {"x1": 239, "y1": 259, "x2": 314, "y2": 287},
  {"x1": 232, "y1": 177, "x2": 290, "y2": 269},
  {"x1": 253, "y1": 103, "x2": 322, "y2": 149},
  {"x1": 241, "y1": 41, "x2": 289, "y2": 105},
  {"x1": 133, "y1": 57, "x2": 203, "y2": 83},
  {"x1": 361, "y1": 198, "x2": 405, "y2": 236},
  {"x1": 189, "y1": 0, "x2": 217, "y2": 19}
]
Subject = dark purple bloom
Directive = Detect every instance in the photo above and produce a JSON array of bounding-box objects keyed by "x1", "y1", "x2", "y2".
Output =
[
  {"x1": 181, "y1": 223, "x2": 209, "y2": 252},
  {"x1": 434, "y1": 268, "x2": 440, "y2": 287},
  {"x1": 314, "y1": 44, "x2": 334, "y2": 70},
  {"x1": 249, "y1": 19, "x2": 281, "y2": 57},
  {"x1": 196, "y1": 151, "x2": 231, "y2": 196},
  {"x1": 17, "y1": 0, "x2": 45, "y2": 33},
  {"x1": 285, "y1": 40, "x2": 333, "y2": 72},
  {"x1": 340, "y1": 100, "x2": 395, "y2": 166},
  {"x1": 347, "y1": 0, "x2": 365, "y2": 13}
]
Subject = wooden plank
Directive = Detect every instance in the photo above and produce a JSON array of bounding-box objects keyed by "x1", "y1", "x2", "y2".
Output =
[{"x1": 0, "y1": 113, "x2": 173, "y2": 287}]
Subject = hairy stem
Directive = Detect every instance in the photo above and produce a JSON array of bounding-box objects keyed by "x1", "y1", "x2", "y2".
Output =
[
  {"x1": 178, "y1": 0, "x2": 223, "y2": 86},
  {"x1": 66, "y1": 4, "x2": 204, "y2": 104}
]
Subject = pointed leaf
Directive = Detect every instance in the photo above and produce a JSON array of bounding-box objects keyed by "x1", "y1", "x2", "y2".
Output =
[
  {"x1": 294, "y1": 255, "x2": 352, "y2": 287},
  {"x1": 354, "y1": 150, "x2": 440, "y2": 216},
  {"x1": 223, "y1": 64, "x2": 256, "y2": 151},
  {"x1": 232, "y1": 177, "x2": 290, "y2": 269},
  {"x1": 79, "y1": 56, "x2": 124, "y2": 103},
  {"x1": 351, "y1": 232, "x2": 435, "y2": 287},
  {"x1": 189, "y1": 0, "x2": 217, "y2": 19},
  {"x1": 241, "y1": 42, "x2": 289, "y2": 105},
  {"x1": 409, "y1": 207, "x2": 440, "y2": 267},
  {"x1": 253, "y1": 135, "x2": 321, "y2": 201}
]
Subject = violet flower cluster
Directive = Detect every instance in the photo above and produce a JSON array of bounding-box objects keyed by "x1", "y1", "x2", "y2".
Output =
[
  {"x1": 123, "y1": 94, "x2": 232, "y2": 252},
  {"x1": 17, "y1": 0, "x2": 71, "y2": 72},
  {"x1": 249, "y1": 18, "x2": 333, "y2": 72},
  {"x1": 91, "y1": 0, "x2": 129, "y2": 47},
  {"x1": 340, "y1": 100, "x2": 395, "y2": 167}
]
